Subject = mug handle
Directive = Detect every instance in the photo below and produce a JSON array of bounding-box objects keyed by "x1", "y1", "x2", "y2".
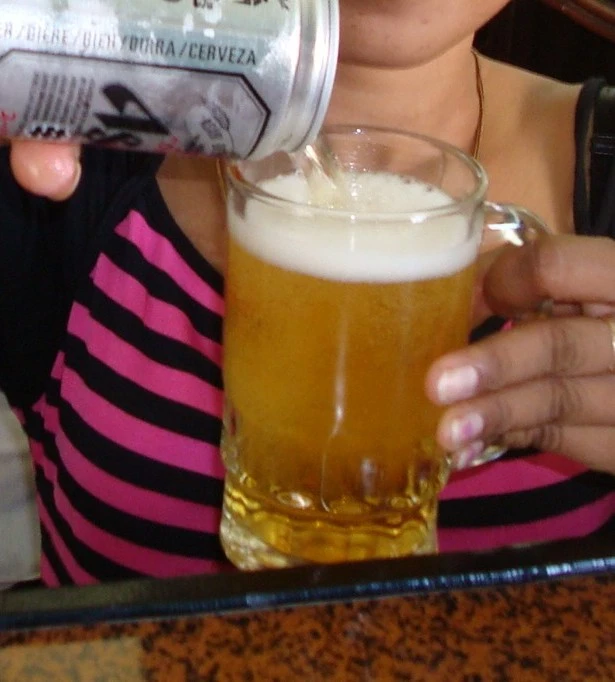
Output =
[
  {"x1": 451, "y1": 201, "x2": 552, "y2": 470},
  {"x1": 482, "y1": 200, "x2": 550, "y2": 250}
]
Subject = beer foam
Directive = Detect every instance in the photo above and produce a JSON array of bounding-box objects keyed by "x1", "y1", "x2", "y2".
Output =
[{"x1": 229, "y1": 172, "x2": 479, "y2": 282}]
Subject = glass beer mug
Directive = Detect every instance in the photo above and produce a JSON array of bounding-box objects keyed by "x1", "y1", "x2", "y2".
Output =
[{"x1": 219, "y1": 126, "x2": 547, "y2": 570}]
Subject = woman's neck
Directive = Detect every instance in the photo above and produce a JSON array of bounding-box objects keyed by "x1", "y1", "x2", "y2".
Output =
[{"x1": 325, "y1": 42, "x2": 481, "y2": 157}]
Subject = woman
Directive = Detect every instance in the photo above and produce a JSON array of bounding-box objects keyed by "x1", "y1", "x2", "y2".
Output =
[{"x1": 1, "y1": 0, "x2": 613, "y2": 584}]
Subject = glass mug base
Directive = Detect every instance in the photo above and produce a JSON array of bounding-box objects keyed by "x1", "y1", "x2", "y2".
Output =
[{"x1": 219, "y1": 476, "x2": 439, "y2": 570}]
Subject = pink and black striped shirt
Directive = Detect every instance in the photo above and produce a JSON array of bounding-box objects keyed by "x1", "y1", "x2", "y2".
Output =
[{"x1": 0, "y1": 137, "x2": 613, "y2": 587}]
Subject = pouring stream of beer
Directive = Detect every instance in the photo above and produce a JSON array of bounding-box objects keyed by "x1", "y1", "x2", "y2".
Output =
[{"x1": 297, "y1": 135, "x2": 351, "y2": 208}]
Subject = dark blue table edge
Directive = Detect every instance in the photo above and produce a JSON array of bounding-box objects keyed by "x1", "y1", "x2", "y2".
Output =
[{"x1": 1, "y1": 534, "x2": 614, "y2": 633}]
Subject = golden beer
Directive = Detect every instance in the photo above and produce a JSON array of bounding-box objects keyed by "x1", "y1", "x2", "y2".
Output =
[{"x1": 220, "y1": 169, "x2": 480, "y2": 569}]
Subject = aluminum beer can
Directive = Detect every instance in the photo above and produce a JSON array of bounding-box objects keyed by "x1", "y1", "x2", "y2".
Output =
[{"x1": 0, "y1": 0, "x2": 339, "y2": 158}]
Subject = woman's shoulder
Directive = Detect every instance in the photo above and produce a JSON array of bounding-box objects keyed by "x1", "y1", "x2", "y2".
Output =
[
  {"x1": 482, "y1": 57, "x2": 581, "y2": 132},
  {"x1": 480, "y1": 57, "x2": 582, "y2": 234}
]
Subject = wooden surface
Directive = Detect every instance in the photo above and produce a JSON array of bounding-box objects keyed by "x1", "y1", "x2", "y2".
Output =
[{"x1": 0, "y1": 573, "x2": 613, "y2": 681}]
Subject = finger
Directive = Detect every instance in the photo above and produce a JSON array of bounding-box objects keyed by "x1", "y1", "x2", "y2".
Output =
[
  {"x1": 581, "y1": 302, "x2": 615, "y2": 318},
  {"x1": 535, "y1": 303, "x2": 615, "y2": 319},
  {"x1": 451, "y1": 425, "x2": 615, "y2": 475},
  {"x1": 436, "y1": 374, "x2": 615, "y2": 453},
  {"x1": 10, "y1": 140, "x2": 81, "y2": 201},
  {"x1": 426, "y1": 316, "x2": 615, "y2": 405},
  {"x1": 504, "y1": 425, "x2": 615, "y2": 473},
  {"x1": 483, "y1": 234, "x2": 615, "y2": 317}
]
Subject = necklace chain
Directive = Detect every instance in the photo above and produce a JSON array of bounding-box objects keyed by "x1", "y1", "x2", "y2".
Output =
[
  {"x1": 471, "y1": 47, "x2": 485, "y2": 160},
  {"x1": 216, "y1": 156, "x2": 227, "y2": 200}
]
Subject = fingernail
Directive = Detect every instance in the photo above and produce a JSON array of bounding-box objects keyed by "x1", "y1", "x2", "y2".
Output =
[
  {"x1": 452, "y1": 441, "x2": 485, "y2": 470},
  {"x1": 449, "y1": 412, "x2": 484, "y2": 448},
  {"x1": 47, "y1": 158, "x2": 81, "y2": 201},
  {"x1": 436, "y1": 365, "x2": 479, "y2": 404}
]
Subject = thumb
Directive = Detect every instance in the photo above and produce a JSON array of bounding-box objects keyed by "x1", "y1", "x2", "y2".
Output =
[
  {"x1": 9, "y1": 140, "x2": 81, "y2": 201},
  {"x1": 482, "y1": 234, "x2": 615, "y2": 317}
]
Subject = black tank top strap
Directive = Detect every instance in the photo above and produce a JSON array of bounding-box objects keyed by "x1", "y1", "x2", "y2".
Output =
[
  {"x1": 591, "y1": 84, "x2": 615, "y2": 237},
  {"x1": 574, "y1": 78, "x2": 615, "y2": 237}
]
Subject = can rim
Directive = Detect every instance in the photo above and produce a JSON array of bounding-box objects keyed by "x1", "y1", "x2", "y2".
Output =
[{"x1": 293, "y1": 0, "x2": 340, "y2": 153}]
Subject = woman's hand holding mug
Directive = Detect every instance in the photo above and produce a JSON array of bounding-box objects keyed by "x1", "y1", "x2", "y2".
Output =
[{"x1": 427, "y1": 234, "x2": 615, "y2": 476}]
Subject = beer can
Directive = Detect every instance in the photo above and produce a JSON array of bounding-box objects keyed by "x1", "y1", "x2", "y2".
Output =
[{"x1": 0, "y1": 0, "x2": 339, "y2": 159}]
